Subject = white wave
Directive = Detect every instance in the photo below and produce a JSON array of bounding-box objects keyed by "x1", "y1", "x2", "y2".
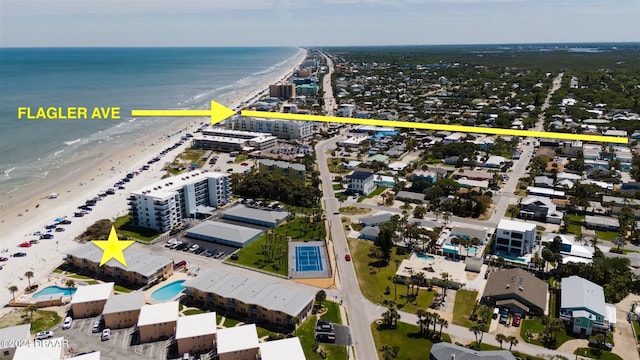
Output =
[
  {"x1": 64, "y1": 138, "x2": 81, "y2": 146},
  {"x1": 129, "y1": 118, "x2": 137, "y2": 122},
  {"x1": 54, "y1": 150, "x2": 64, "y2": 156},
  {"x1": 2, "y1": 167, "x2": 15, "y2": 176}
]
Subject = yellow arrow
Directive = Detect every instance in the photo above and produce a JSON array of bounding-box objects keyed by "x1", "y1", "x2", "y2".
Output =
[
  {"x1": 241, "y1": 110, "x2": 628, "y2": 144},
  {"x1": 131, "y1": 100, "x2": 236, "y2": 125},
  {"x1": 132, "y1": 100, "x2": 627, "y2": 144}
]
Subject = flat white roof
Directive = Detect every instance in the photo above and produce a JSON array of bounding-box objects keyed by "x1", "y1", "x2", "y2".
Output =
[
  {"x1": 13, "y1": 337, "x2": 64, "y2": 360},
  {"x1": 137, "y1": 301, "x2": 179, "y2": 326},
  {"x1": 70, "y1": 351, "x2": 101, "y2": 360},
  {"x1": 497, "y1": 219, "x2": 536, "y2": 232},
  {"x1": 70, "y1": 282, "x2": 114, "y2": 305},
  {"x1": 175, "y1": 312, "x2": 217, "y2": 340},
  {"x1": 216, "y1": 324, "x2": 259, "y2": 354},
  {"x1": 131, "y1": 171, "x2": 228, "y2": 198},
  {"x1": 259, "y1": 337, "x2": 305, "y2": 360}
]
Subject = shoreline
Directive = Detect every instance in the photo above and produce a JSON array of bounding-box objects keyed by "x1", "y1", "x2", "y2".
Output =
[{"x1": 0, "y1": 48, "x2": 307, "y2": 309}]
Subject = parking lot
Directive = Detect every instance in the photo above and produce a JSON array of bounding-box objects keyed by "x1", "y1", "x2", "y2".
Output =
[{"x1": 56, "y1": 316, "x2": 169, "y2": 360}]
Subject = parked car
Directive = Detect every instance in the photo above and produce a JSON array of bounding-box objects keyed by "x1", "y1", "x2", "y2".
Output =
[
  {"x1": 499, "y1": 308, "x2": 509, "y2": 324},
  {"x1": 92, "y1": 319, "x2": 102, "y2": 333},
  {"x1": 174, "y1": 260, "x2": 187, "y2": 270},
  {"x1": 588, "y1": 340, "x2": 613, "y2": 351},
  {"x1": 345, "y1": 254, "x2": 351, "y2": 261},
  {"x1": 512, "y1": 313, "x2": 522, "y2": 327},
  {"x1": 59, "y1": 219, "x2": 72, "y2": 225},
  {"x1": 194, "y1": 247, "x2": 206, "y2": 255},
  {"x1": 55, "y1": 228, "x2": 65, "y2": 232},
  {"x1": 165, "y1": 238, "x2": 179, "y2": 247},
  {"x1": 40, "y1": 234, "x2": 54, "y2": 239},
  {"x1": 12, "y1": 252, "x2": 27, "y2": 257},
  {"x1": 0, "y1": 257, "x2": 8, "y2": 262},
  {"x1": 35, "y1": 331, "x2": 54, "y2": 340},
  {"x1": 29, "y1": 239, "x2": 40, "y2": 244},
  {"x1": 62, "y1": 317, "x2": 73, "y2": 330},
  {"x1": 101, "y1": 328, "x2": 111, "y2": 341},
  {"x1": 175, "y1": 242, "x2": 188, "y2": 251},
  {"x1": 169, "y1": 241, "x2": 183, "y2": 250},
  {"x1": 19, "y1": 242, "x2": 32, "y2": 248},
  {"x1": 188, "y1": 244, "x2": 199, "y2": 252}
]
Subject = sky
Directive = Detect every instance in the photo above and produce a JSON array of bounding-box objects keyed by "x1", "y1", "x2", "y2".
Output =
[{"x1": 1, "y1": 0, "x2": 639, "y2": 47}]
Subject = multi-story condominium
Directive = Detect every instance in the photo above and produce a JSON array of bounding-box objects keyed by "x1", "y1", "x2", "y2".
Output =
[
  {"x1": 128, "y1": 171, "x2": 231, "y2": 232},
  {"x1": 67, "y1": 242, "x2": 173, "y2": 286},
  {"x1": 183, "y1": 269, "x2": 314, "y2": 330},
  {"x1": 269, "y1": 83, "x2": 296, "y2": 100},
  {"x1": 257, "y1": 159, "x2": 306, "y2": 180},
  {"x1": 494, "y1": 219, "x2": 536, "y2": 256},
  {"x1": 192, "y1": 127, "x2": 276, "y2": 152},
  {"x1": 226, "y1": 116, "x2": 311, "y2": 140}
]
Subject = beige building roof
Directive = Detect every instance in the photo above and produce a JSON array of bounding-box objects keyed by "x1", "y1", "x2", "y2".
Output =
[
  {"x1": 217, "y1": 324, "x2": 259, "y2": 354},
  {"x1": 259, "y1": 337, "x2": 305, "y2": 360},
  {"x1": 70, "y1": 283, "x2": 114, "y2": 305},
  {"x1": 395, "y1": 254, "x2": 467, "y2": 286},
  {"x1": 13, "y1": 337, "x2": 65, "y2": 360},
  {"x1": 102, "y1": 292, "x2": 144, "y2": 314},
  {"x1": 137, "y1": 301, "x2": 179, "y2": 327},
  {"x1": 175, "y1": 312, "x2": 217, "y2": 340}
]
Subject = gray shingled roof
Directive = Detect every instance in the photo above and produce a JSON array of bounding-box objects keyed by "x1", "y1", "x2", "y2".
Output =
[
  {"x1": 258, "y1": 159, "x2": 305, "y2": 171},
  {"x1": 222, "y1": 205, "x2": 289, "y2": 225},
  {"x1": 183, "y1": 269, "x2": 314, "y2": 318},
  {"x1": 67, "y1": 243, "x2": 172, "y2": 277},
  {"x1": 360, "y1": 213, "x2": 393, "y2": 226},
  {"x1": 560, "y1": 276, "x2": 606, "y2": 317},
  {"x1": 483, "y1": 268, "x2": 548, "y2": 312},
  {"x1": 102, "y1": 291, "x2": 145, "y2": 314}
]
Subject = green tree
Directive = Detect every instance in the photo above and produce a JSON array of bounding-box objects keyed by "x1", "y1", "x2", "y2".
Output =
[
  {"x1": 437, "y1": 318, "x2": 448, "y2": 338},
  {"x1": 8, "y1": 285, "x2": 18, "y2": 302},
  {"x1": 613, "y1": 236, "x2": 627, "y2": 253},
  {"x1": 413, "y1": 205, "x2": 427, "y2": 219},
  {"x1": 507, "y1": 335, "x2": 519, "y2": 351},
  {"x1": 315, "y1": 290, "x2": 326, "y2": 308},
  {"x1": 24, "y1": 271, "x2": 34, "y2": 290},
  {"x1": 495, "y1": 333, "x2": 507, "y2": 349},
  {"x1": 470, "y1": 322, "x2": 488, "y2": 349}
]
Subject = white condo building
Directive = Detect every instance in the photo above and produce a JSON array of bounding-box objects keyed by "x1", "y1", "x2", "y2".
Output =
[
  {"x1": 226, "y1": 116, "x2": 312, "y2": 139},
  {"x1": 494, "y1": 219, "x2": 536, "y2": 256},
  {"x1": 128, "y1": 171, "x2": 231, "y2": 232}
]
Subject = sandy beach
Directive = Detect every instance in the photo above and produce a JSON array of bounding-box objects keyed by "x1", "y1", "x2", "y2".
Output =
[{"x1": 0, "y1": 48, "x2": 307, "y2": 309}]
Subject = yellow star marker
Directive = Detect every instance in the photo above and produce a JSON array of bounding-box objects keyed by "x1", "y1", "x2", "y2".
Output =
[{"x1": 92, "y1": 226, "x2": 134, "y2": 267}]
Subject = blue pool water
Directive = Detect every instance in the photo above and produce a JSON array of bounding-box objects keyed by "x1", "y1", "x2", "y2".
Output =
[
  {"x1": 416, "y1": 253, "x2": 435, "y2": 260},
  {"x1": 33, "y1": 286, "x2": 77, "y2": 299},
  {"x1": 151, "y1": 280, "x2": 186, "y2": 301}
]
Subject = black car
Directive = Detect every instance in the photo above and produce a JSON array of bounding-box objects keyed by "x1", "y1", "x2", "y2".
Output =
[
  {"x1": 194, "y1": 247, "x2": 207, "y2": 255},
  {"x1": 59, "y1": 220, "x2": 72, "y2": 225},
  {"x1": 205, "y1": 248, "x2": 218, "y2": 257},
  {"x1": 174, "y1": 242, "x2": 188, "y2": 251},
  {"x1": 588, "y1": 340, "x2": 613, "y2": 351},
  {"x1": 40, "y1": 234, "x2": 54, "y2": 239},
  {"x1": 181, "y1": 243, "x2": 193, "y2": 252},
  {"x1": 12, "y1": 252, "x2": 27, "y2": 257}
]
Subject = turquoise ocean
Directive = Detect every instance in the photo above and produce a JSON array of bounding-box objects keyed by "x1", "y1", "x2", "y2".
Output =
[{"x1": 0, "y1": 47, "x2": 302, "y2": 195}]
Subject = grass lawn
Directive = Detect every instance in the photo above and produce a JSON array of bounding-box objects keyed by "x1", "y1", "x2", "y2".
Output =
[
  {"x1": 549, "y1": 292, "x2": 557, "y2": 317},
  {"x1": 348, "y1": 239, "x2": 434, "y2": 314},
  {"x1": 634, "y1": 321, "x2": 640, "y2": 341},
  {"x1": 371, "y1": 321, "x2": 450, "y2": 359},
  {"x1": 114, "y1": 215, "x2": 160, "y2": 242},
  {"x1": 610, "y1": 248, "x2": 639, "y2": 254},
  {"x1": 575, "y1": 347, "x2": 624, "y2": 360},
  {"x1": 31, "y1": 310, "x2": 62, "y2": 333},
  {"x1": 366, "y1": 187, "x2": 385, "y2": 198},
  {"x1": 227, "y1": 217, "x2": 325, "y2": 276},
  {"x1": 320, "y1": 301, "x2": 342, "y2": 325},
  {"x1": 332, "y1": 184, "x2": 343, "y2": 191},
  {"x1": 221, "y1": 316, "x2": 241, "y2": 327},
  {"x1": 297, "y1": 317, "x2": 347, "y2": 360},
  {"x1": 520, "y1": 318, "x2": 576, "y2": 348},
  {"x1": 470, "y1": 342, "x2": 544, "y2": 360},
  {"x1": 504, "y1": 204, "x2": 519, "y2": 218},
  {"x1": 183, "y1": 309, "x2": 207, "y2": 315},
  {"x1": 596, "y1": 231, "x2": 619, "y2": 242},
  {"x1": 113, "y1": 284, "x2": 133, "y2": 293},
  {"x1": 233, "y1": 153, "x2": 249, "y2": 163},
  {"x1": 567, "y1": 214, "x2": 585, "y2": 223},
  {"x1": 452, "y1": 290, "x2": 479, "y2": 328},
  {"x1": 68, "y1": 273, "x2": 93, "y2": 280},
  {"x1": 339, "y1": 206, "x2": 371, "y2": 215},
  {"x1": 327, "y1": 158, "x2": 350, "y2": 174}
]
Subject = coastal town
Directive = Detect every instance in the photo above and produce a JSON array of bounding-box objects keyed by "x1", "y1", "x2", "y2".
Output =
[{"x1": 2, "y1": 44, "x2": 640, "y2": 360}]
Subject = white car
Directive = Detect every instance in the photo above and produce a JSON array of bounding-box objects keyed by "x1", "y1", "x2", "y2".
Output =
[
  {"x1": 101, "y1": 328, "x2": 111, "y2": 341},
  {"x1": 35, "y1": 331, "x2": 54, "y2": 340},
  {"x1": 62, "y1": 316, "x2": 72, "y2": 330},
  {"x1": 188, "y1": 244, "x2": 199, "y2": 252},
  {"x1": 164, "y1": 238, "x2": 178, "y2": 247}
]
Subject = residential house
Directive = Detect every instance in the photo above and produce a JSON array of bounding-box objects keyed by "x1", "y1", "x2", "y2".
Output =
[
  {"x1": 217, "y1": 324, "x2": 259, "y2": 360},
  {"x1": 584, "y1": 215, "x2": 620, "y2": 231},
  {"x1": 137, "y1": 302, "x2": 180, "y2": 343},
  {"x1": 519, "y1": 196, "x2": 564, "y2": 224},
  {"x1": 176, "y1": 312, "x2": 218, "y2": 356},
  {"x1": 70, "y1": 283, "x2": 114, "y2": 318},
  {"x1": 560, "y1": 276, "x2": 616, "y2": 336},
  {"x1": 494, "y1": 219, "x2": 536, "y2": 256},
  {"x1": 102, "y1": 291, "x2": 145, "y2": 329},
  {"x1": 347, "y1": 171, "x2": 376, "y2": 195},
  {"x1": 482, "y1": 268, "x2": 548, "y2": 316},
  {"x1": 430, "y1": 342, "x2": 517, "y2": 360},
  {"x1": 258, "y1": 159, "x2": 306, "y2": 181}
]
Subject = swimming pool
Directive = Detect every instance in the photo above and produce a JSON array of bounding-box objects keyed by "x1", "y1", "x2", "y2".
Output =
[
  {"x1": 150, "y1": 280, "x2": 185, "y2": 301},
  {"x1": 32, "y1": 286, "x2": 77, "y2": 299},
  {"x1": 416, "y1": 253, "x2": 435, "y2": 260}
]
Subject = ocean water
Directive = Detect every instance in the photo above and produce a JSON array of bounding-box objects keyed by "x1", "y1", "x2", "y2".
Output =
[{"x1": 0, "y1": 47, "x2": 303, "y2": 195}]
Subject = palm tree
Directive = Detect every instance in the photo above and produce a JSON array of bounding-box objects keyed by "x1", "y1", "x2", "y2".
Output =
[
  {"x1": 470, "y1": 323, "x2": 488, "y2": 349},
  {"x1": 613, "y1": 236, "x2": 626, "y2": 253},
  {"x1": 495, "y1": 333, "x2": 507, "y2": 349},
  {"x1": 507, "y1": 335, "x2": 519, "y2": 350},
  {"x1": 416, "y1": 308, "x2": 427, "y2": 335},
  {"x1": 65, "y1": 279, "x2": 76, "y2": 300},
  {"x1": 24, "y1": 271, "x2": 34, "y2": 290},
  {"x1": 442, "y1": 211, "x2": 451, "y2": 225},
  {"x1": 8, "y1": 285, "x2": 18, "y2": 302},
  {"x1": 315, "y1": 290, "x2": 326, "y2": 310},
  {"x1": 431, "y1": 312, "x2": 441, "y2": 333},
  {"x1": 437, "y1": 318, "x2": 448, "y2": 338},
  {"x1": 440, "y1": 272, "x2": 451, "y2": 298},
  {"x1": 589, "y1": 236, "x2": 599, "y2": 250},
  {"x1": 413, "y1": 272, "x2": 425, "y2": 297},
  {"x1": 26, "y1": 304, "x2": 38, "y2": 322}
]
